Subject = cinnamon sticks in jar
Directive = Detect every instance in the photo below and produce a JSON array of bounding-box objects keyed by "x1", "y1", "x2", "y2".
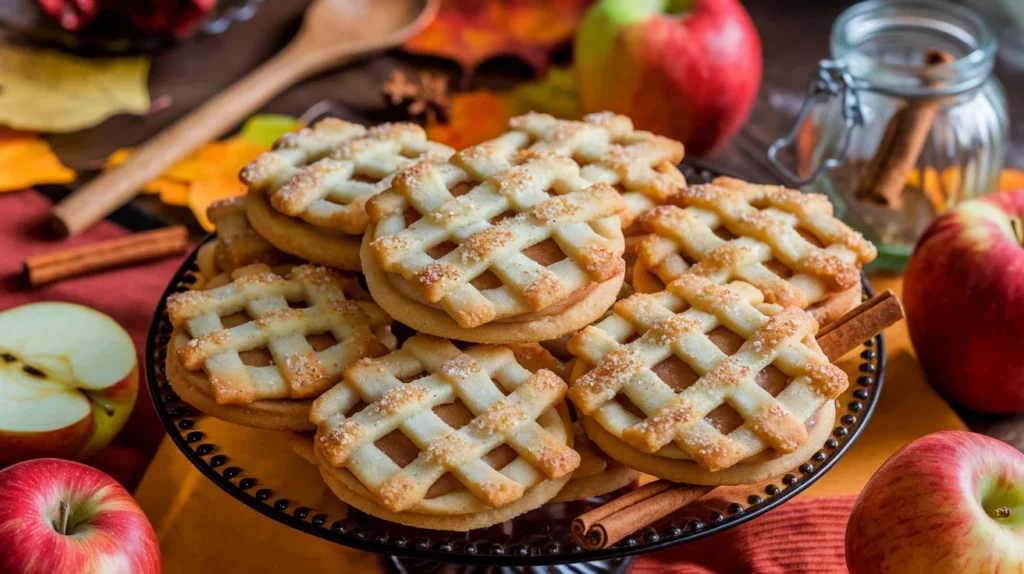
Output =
[{"x1": 856, "y1": 49, "x2": 955, "y2": 209}]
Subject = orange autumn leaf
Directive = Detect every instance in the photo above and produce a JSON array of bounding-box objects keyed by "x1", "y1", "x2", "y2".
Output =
[
  {"x1": 426, "y1": 68, "x2": 581, "y2": 149},
  {"x1": 153, "y1": 179, "x2": 190, "y2": 206},
  {"x1": 188, "y1": 176, "x2": 248, "y2": 231},
  {"x1": 0, "y1": 128, "x2": 75, "y2": 191},
  {"x1": 999, "y1": 168, "x2": 1024, "y2": 192},
  {"x1": 405, "y1": 0, "x2": 592, "y2": 75},
  {"x1": 166, "y1": 138, "x2": 265, "y2": 183},
  {"x1": 426, "y1": 90, "x2": 512, "y2": 149},
  {"x1": 107, "y1": 147, "x2": 177, "y2": 196},
  {"x1": 104, "y1": 114, "x2": 297, "y2": 229},
  {"x1": 106, "y1": 137, "x2": 263, "y2": 225}
]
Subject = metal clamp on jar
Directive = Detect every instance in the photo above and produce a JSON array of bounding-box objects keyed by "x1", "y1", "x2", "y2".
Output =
[{"x1": 768, "y1": 0, "x2": 1007, "y2": 271}]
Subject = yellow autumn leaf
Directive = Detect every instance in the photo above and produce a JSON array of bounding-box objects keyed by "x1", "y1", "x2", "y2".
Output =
[
  {"x1": 0, "y1": 128, "x2": 75, "y2": 191},
  {"x1": 0, "y1": 45, "x2": 150, "y2": 133}
]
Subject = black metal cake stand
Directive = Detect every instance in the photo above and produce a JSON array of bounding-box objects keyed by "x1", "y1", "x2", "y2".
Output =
[{"x1": 145, "y1": 165, "x2": 885, "y2": 571}]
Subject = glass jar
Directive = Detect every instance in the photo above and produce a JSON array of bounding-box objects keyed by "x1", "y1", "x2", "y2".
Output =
[{"x1": 769, "y1": 0, "x2": 1008, "y2": 272}]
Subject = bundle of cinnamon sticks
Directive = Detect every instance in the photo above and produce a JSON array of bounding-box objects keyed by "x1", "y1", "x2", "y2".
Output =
[{"x1": 572, "y1": 291, "x2": 904, "y2": 550}]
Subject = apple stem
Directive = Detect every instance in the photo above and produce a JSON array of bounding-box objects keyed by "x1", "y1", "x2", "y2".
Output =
[
  {"x1": 84, "y1": 392, "x2": 116, "y2": 416},
  {"x1": 991, "y1": 506, "x2": 1012, "y2": 519},
  {"x1": 57, "y1": 500, "x2": 70, "y2": 535},
  {"x1": 1011, "y1": 218, "x2": 1023, "y2": 246}
]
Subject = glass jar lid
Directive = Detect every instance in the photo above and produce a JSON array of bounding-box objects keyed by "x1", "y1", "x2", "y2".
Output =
[{"x1": 831, "y1": 0, "x2": 997, "y2": 99}]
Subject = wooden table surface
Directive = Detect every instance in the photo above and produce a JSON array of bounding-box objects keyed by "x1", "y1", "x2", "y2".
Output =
[{"x1": 22, "y1": 0, "x2": 1024, "y2": 450}]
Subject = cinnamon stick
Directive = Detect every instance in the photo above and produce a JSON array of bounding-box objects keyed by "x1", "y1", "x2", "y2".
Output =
[
  {"x1": 572, "y1": 482, "x2": 713, "y2": 550},
  {"x1": 24, "y1": 225, "x2": 188, "y2": 287},
  {"x1": 571, "y1": 292, "x2": 906, "y2": 549},
  {"x1": 856, "y1": 49, "x2": 955, "y2": 209},
  {"x1": 817, "y1": 290, "x2": 904, "y2": 362}
]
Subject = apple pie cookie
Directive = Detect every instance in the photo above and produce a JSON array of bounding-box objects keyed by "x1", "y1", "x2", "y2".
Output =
[
  {"x1": 364, "y1": 147, "x2": 629, "y2": 343},
  {"x1": 311, "y1": 334, "x2": 579, "y2": 530},
  {"x1": 633, "y1": 177, "x2": 877, "y2": 325},
  {"x1": 165, "y1": 263, "x2": 395, "y2": 431},
  {"x1": 497, "y1": 112, "x2": 686, "y2": 229},
  {"x1": 567, "y1": 274, "x2": 845, "y2": 485},
  {"x1": 193, "y1": 196, "x2": 298, "y2": 289},
  {"x1": 242, "y1": 119, "x2": 454, "y2": 270},
  {"x1": 504, "y1": 343, "x2": 638, "y2": 502}
]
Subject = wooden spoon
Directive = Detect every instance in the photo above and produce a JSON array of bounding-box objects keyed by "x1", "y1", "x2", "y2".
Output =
[{"x1": 51, "y1": 0, "x2": 440, "y2": 237}]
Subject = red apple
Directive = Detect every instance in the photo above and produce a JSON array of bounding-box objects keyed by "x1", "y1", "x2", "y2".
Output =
[
  {"x1": 0, "y1": 458, "x2": 161, "y2": 573},
  {"x1": 0, "y1": 302, "x2": 139, "y2": 464},
  {"x1": 575, "y1": 0, "x2": 762, "y2": 155},
  {"x1": 904, "y1": 190, "x2": 1024, "y2": 413},
  {"x1": 846, "y1": 431, "x2": 1024, "y2": 573}
]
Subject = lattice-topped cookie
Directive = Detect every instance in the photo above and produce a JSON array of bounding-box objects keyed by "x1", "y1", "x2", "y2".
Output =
[
  {"x1": 311, "y1": 335, "x2": 579, "y2": 529},
  {"x1": 494, "y1": 112, "x2": 686, "y2": 227},
  {"x1": 567, "y1": 273, "x2": 847, "y2": 477},
  {"x1": 634, "y1": 176, "x2": 876, "y2": 324},
  {"x1": 167, "y1": 263, "x2": 394, "y2": 405},
  {"x1": 198, "y1": 197, "x2": 297, "y2": 279},
  {"x1": 243, "y1": 119, "x2": 453, "y2": 234},
  {"x1": 242, "y1": 119, "x2": 454, "y2": 270},
  {"x1": 364, "y1": 146, "x2": 628, "y2": 342}
]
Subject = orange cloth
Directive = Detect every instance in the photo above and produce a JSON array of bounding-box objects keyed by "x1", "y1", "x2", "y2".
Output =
[{"x1": 135, "y1": 276, "x2": 966, "y2": 572}]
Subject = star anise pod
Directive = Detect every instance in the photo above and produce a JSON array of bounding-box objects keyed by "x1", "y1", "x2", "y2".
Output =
[{"x1": 382, "y1": 70, "x2": 451, "y2": 125}]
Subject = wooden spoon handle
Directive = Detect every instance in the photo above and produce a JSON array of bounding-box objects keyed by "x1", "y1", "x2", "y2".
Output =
[{"x1": 52, "y1": 44, "x2": 315, "y2": 237}]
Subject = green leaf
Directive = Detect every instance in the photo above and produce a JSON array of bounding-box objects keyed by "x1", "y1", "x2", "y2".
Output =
[
  {"x1": 238, "y1": 114, "x2": 300, "y2": 148},
  {"x1": 505, "y1": 67, "x2": 582, "y2": 120}
]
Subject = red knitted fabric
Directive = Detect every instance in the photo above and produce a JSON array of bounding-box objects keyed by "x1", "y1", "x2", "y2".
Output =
[{"x1": 632, "y1": 495, "x2": 855, "y2": 573}]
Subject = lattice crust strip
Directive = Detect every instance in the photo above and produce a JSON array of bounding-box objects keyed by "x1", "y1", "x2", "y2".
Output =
[
  {"x1": 368, "y1": 149, "x2": 628, "y2": 329},
  {"x1": 206, "y1": 197, "x2": 293, "y2": 273},
  {"x1": 566, "y1": 273, "x2": 848, "y2": 472},
  {"x1": 637, "y1": 176, "x2": 877, "y2": 307},
  {"x1": 240, "y1": 119, "x2": 455, "y2": 235},
  {"x1": 167, "y1": 264, "x2": 394, "y2": 405},
  {"x1": 492, "y1": 112, "x2": 686, "y2": 226},
  {"x1": 312, "y1": 335, "x2": 580, "y2": 514}
]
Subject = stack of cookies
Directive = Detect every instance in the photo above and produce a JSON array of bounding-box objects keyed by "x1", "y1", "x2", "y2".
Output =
[{"x1": 163, "y1": 111, "x2": 877, "y2": 531}]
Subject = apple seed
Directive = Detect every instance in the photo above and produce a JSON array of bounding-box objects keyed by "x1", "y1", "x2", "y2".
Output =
[
  {"x1": 22, "y1": 364, "x2": 46, "y2": 378},
  {"x1": 0, "y1": 352, "x2": 15, "y2": 363}
]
